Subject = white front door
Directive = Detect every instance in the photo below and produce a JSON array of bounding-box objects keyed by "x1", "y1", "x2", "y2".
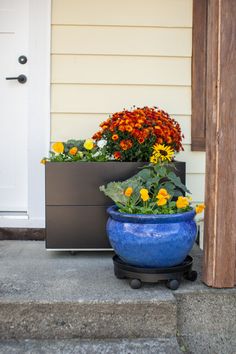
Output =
[{"x1": 0, "y1": 0, "x2": 28, "y2": 211}]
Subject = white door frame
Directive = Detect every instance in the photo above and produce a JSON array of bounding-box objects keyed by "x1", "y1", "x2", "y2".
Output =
[{"x1": 0, "y1": 0, "x2": 51, "y2": 228}]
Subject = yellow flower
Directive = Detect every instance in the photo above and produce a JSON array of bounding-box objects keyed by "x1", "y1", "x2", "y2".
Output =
[
  {"x1": 40, "y1": 158, "x2": 46, "y2": 165},
  {"x1": 69, "y1": 147, "x2": 78, "y2": 156},
  {"x1": 140, "y1": 188, "x2": 150, "y2": 202},
  {"x1": 124, "y1": 187, "x2": 133, "y2": 197},
  {"x1": 157, "y1": 188, "x2": 171, "y2": 200},
  {"x1": 195, "y1": 203, "x2": 205, "y2": 214},
  {"x1": 150, "y1": 155, "x2": 158, "y2": 164},
  {"x1": 140, "y1": 188, "x2": 149, "y2": 195},
  {"x1": 52, "y1": 142, "x2": 64, "y2": 154},
  {"x1": 84, "y1": 139, "x2": 94, "y2": 150},
  {"x1": 157, "y1": 198, "x2": 167, "y2": 206},
  {"x1": 176, "y1": 196, "x2": 189, "y2": 209},
  {"x1": 151, "y1": 144, "x2": 174, "y2": 162}
]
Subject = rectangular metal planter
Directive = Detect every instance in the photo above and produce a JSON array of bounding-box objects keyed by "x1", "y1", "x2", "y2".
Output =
[{"x1": 45, "y1": 161, "x2": 185, "y2": 250}]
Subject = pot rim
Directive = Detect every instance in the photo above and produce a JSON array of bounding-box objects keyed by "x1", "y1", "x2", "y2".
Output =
[{"x1": 107, "y1": 205, "x2": 196, "y2": 224}]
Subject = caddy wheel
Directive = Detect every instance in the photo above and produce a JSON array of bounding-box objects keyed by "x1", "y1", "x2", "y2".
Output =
[
  {"x1": 184, "y1": 270, "x2": 198, "y2": 282},
  {"x1": 166, "y1": 279, "x2": 180, "y2": 290},
  {"x1": 130, "y1": 279, "x2": 142, "y2": 289}
]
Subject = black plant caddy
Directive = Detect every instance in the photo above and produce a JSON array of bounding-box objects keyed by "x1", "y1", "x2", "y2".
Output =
[{"x1": 113, "y1": 254, "x2": 197, "y2": 290}]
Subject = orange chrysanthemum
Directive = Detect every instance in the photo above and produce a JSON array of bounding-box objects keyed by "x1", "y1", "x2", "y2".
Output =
[
  {"x1": 91, "y1": 106, "x2": 184, "y2": 161},
  {"x1": 113, "y1": 151, "x2": 121, "y2": 160},
  {"x1": 112, "y1": 134, "x2": 119, "y2": 141}
]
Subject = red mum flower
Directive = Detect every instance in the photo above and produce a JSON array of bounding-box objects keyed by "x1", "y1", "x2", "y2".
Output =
[{"x1": 113, "y1": 151, "x2": 121, "y2": 160}]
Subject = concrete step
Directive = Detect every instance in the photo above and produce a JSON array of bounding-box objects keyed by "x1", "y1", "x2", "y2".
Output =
[
  {"x1": 0, "y1": 338, "x2": 183, "y2": 354},
  {"x1": 1, "y1": 241, "x2": 236, "y2": 354},
  {"x1": 0, "y1": 241, "x2": 176, "y2": 340}
]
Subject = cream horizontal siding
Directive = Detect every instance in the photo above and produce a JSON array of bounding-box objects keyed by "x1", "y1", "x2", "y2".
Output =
[
  {"x1": 52, "y1": 26, "x2": 192, "y2": 57},
  {"x1": 51, "y1": 0, "x2": 205, "y2": 203},
  {"x1": 51, "y1": 55, "x2": 191, "y2": 86},
  {"x1": 52, "y1": 0, "x2": 192, "y2": 27},
  {"x1": 51, "y1": 85, "x2": 191, "y2": 115}
]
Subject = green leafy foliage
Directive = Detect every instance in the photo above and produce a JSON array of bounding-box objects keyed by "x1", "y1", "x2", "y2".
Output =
[{"x1": 100, "y1": 162, "x2": 192, "y2": 214}]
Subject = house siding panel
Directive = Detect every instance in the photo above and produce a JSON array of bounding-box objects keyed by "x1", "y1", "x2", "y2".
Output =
[
  {"x1": 51, "y1": 0, "x2": 205, "y2": 203},
  {"x1": 52, "y1": 0, "x2": 193, "y2": 27}
]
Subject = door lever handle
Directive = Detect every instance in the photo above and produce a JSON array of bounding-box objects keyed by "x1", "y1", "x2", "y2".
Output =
[{"x1": 6, "y1": 74, "x2": 27, "y2": 84}]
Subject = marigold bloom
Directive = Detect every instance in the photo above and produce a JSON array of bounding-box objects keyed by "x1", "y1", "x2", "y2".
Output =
[
  {"x1": 118, "y1": 125, "x2": 126, "y2": 132},
  {"x1": 112, "y1": 134, "x2": 119, "y2": 141},
  {"x1": 157, "y1": 188, "x2": 171, "y2": 200},
  {"x1": 92, "y1": 132, "x2": 102, "y2": 140},
  {"x1": 157, "y1": 197, "x2": 167, "y2": 206},
  {"x1": 69, "y1": 147, "x2": 78, "y2": 155},
  {"x1": 195, "y1": 203, "x2": 205, "y2": 214},
  {"x1": 176, "y1": 196, "x2": 189, "y2": 209},
  {"x1": 84, "y1": 139, "x2": 94, "y2": 150},
  {"x1": 120, "y1": 139, "x2": 132, "y2": 151},
  {"x1": 113, "y1": 151, "x2": 121, "y2": 160},
  {"x1": 138, "y1": 137, "x2": 145, "y2": 144},
  {"x1": 40, "y1": 158, "x2": 46, "y2": 165},
  {"x1": 124, "y1": 187, "x2": 133, "y2": 197},
  {"x1": 52, "y1": 142, "x2": 64, "y2": 154},
  {"x1": 91, "y1": 107, "x2": 184, "y2": 161},
  {"x1": 126, "y1": 125, "x2": 133, "y2": 133}
]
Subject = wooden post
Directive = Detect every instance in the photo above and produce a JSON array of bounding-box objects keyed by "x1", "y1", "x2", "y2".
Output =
[{"x1": 203, "y1": 0, "x2": 236, "y2": 287}]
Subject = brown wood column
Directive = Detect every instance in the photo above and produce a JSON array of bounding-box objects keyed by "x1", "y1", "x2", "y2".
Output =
[{"x1": 203, "y1": 0, "x2": 236, "y2": 287}]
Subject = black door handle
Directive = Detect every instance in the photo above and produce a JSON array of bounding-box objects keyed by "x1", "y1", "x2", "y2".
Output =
[{"x1": 6, "y1": 74, "x2": 27, "y2": 84}]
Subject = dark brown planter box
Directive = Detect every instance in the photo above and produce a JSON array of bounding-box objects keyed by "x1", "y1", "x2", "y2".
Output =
[{"x1": 45, "y1": 161, "x2": 185, "y2": 250}]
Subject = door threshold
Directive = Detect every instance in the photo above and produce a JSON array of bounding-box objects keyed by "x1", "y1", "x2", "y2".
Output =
[{"x1": 0, "y1": 212, "x2": 28, "y2": 220}]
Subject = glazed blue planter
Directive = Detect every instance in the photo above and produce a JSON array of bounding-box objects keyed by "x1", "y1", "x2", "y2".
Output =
[{"x1": 106, "y1": 206, "x2": 197, "y2": 268}]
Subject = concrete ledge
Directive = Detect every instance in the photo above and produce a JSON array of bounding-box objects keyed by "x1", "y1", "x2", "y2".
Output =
[
  {"x1": 0, "y1": 338, "x2": 182, "y2": 354},
  {"x1": 0, "y1": 301, "x2": 176, "y2": 340}
]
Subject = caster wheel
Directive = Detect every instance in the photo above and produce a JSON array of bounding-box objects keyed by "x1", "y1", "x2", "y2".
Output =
[
  {"x1": 166, "y1": 279, "x2": 180, "y2": 290},
  {"x1": 70, "y1": 251, "x2": 77, "y2": 256},
  {"x1": 184, "y1": 270, "x2": 198, "y2": 282},
  {"x1": 130, "y1": 279, "x2": 142, "y2": 289}
]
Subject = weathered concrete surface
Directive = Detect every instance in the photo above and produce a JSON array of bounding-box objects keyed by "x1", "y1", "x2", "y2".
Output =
[
  {"x1": 0, "y1": 241, "x2": 236, "y2": 354},
  {"x1": 176, "y1": 292, "x2": 236, "y2": 354},
  {"x1": 0, "y1": 302, "x2": 176, "y2": 340},
  {"x1": 0, "y1": 241, "x2": 176, "y2": 340},
  {"x1": 0, "y1": 338, "x2": 183, "y2": 354}
]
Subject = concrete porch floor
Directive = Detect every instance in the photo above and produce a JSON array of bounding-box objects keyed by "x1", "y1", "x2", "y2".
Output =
[{"x1": 0, "y1": 241, "x2": 235, "y2": 354}]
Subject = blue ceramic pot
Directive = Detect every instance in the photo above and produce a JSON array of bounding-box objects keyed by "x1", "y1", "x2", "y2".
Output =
[{"x1": 106, "y1": 206, "x2": 197, "y2": 268}]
